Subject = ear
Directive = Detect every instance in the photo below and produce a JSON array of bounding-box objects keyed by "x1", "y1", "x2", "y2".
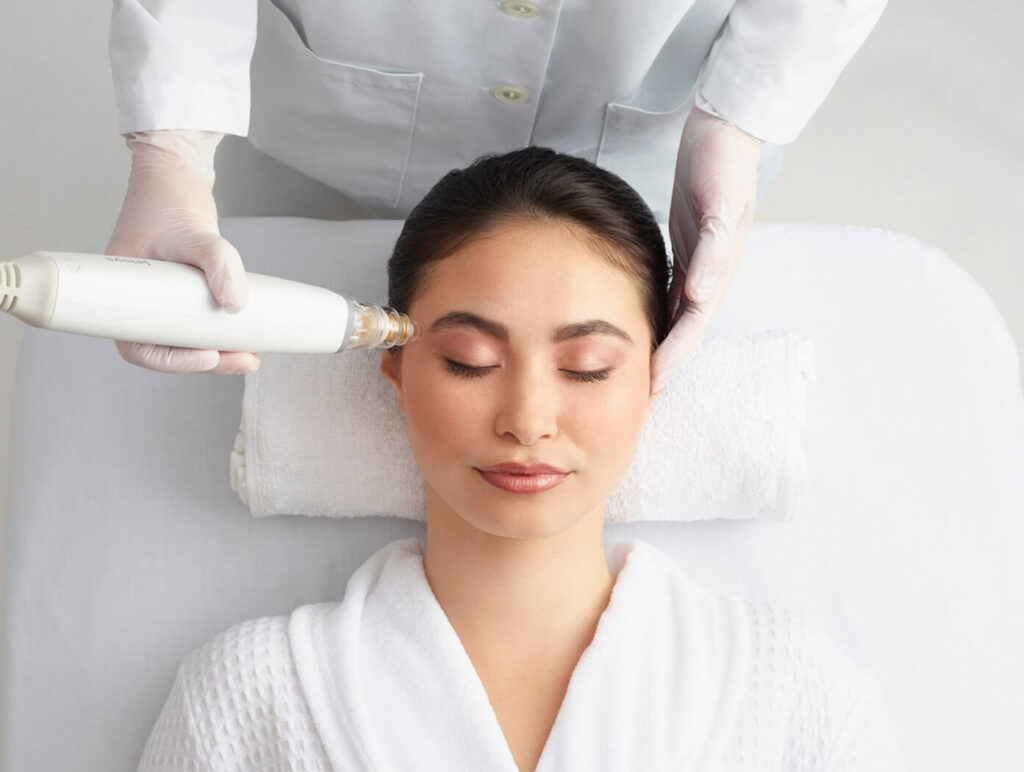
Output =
[
  {"x1": 648, "y1": 353, "x2": 664, "y2": 403},
  {"x1": 646, "y1": 384, "x2": 661, "y2": 421},
  {"x1": 379, "y1": 351, "x2": 405, "y2": 414}
]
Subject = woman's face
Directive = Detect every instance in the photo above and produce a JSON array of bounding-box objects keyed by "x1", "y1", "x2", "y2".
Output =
[{"x1": 380, "y1": 218, "x2": 657, "y2": 539}]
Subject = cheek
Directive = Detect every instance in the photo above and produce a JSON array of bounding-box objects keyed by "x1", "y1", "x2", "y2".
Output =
[
  {"x1": 396, "y1": 352, "x2": 651, "y2": 465},
  {"x1": 399, "y1": 363, "x2": 486, "y2": 458},
  {"x1": 563, "y1": 359, "x2": 651, "y2": 450}
]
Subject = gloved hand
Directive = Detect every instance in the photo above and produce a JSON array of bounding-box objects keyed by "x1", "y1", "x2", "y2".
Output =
[
  {"x1": 651, "y1": 101, "x2": 765, "y2": 395},
  {"x1": 105, "y1": 129, "x2": 260, "y2": 375}
]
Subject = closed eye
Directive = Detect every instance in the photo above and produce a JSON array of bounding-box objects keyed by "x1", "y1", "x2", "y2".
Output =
[
  {"x1": 443, "y1": 358, "x2": 611, "y2": 383},
  {"x1": 444, "y1": 359, "x2": 496, "y2": 379},
  {"x1": 569, "y1": 368, "x2": 611, "y2": 383}
]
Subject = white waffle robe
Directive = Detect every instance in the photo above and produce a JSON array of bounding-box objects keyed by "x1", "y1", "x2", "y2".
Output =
[{"x1": 137, "y1": 537, "x2": 906, "y2": 770}]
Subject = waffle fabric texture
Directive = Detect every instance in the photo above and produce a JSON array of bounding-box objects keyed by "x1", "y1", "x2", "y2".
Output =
[{"x1": 137, "y1": 538, "x2": 906, "y2": 771}]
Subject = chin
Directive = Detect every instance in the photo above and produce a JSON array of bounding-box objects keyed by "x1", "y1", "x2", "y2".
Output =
[
  {"x1": 461, "y1": 493, "x2": 600, "y2": 541},
  {"x1": 424, "y1": 472, "x2": 603, "y2": 540},
  {"x1": 463, "y1": 513, "x2": 578, "y2": 541}
]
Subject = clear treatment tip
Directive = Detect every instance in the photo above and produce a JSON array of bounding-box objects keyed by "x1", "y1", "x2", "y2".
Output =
[
  {"x1": 402, "y1": 317, "x2": 423, "y2": 344},
  {"x1": 346, "y1": 301, "x2": 421, "y2": 350},
  {"x1": 386, "y1": 311, "x2": 421, "y2": 347}
]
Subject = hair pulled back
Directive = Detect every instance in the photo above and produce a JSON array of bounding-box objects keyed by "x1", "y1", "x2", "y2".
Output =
[{"x1": 387, "y1": 145, "x2": 669, "y2": 350}]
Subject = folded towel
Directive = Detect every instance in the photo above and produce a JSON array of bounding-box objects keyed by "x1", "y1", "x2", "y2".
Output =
[{"x1": 230, "y1": 330, "x2": 816, "y2": 522}]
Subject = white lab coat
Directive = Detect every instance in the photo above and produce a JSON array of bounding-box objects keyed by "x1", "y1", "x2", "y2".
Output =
[{"x1": 109, "y1": 0, "x2": 887, "y2": 220}]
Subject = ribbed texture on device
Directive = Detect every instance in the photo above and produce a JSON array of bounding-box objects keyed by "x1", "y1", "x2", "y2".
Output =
[{"x1": 0, "y1": 261, "x2": 19, "y2": 312}]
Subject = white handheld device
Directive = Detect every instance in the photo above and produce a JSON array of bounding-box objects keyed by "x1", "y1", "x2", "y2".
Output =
[{"x1": 0, "y1": 251, "x2": 419, "y2": 353}]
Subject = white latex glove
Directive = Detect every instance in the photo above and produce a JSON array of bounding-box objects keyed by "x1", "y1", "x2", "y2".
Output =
[
  {"x1": 651, "y1": 101, "x2": 765, "y2": 395},
  {"x1": 105, "y1": 129, "x2": 260, "y2": 375}
]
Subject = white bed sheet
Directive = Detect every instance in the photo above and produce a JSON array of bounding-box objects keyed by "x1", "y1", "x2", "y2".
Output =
[{"x1": 2, "y1": 217, "x2": 1022, "y2": 771}]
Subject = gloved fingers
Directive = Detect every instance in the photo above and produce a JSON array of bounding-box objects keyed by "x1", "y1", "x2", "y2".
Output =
[
  {"x1": 650, "y1": 296, "x2": 709, "y2": 396},
  {"x1": 651, "y1": 222, "x2": 747, "y2": 394},
  {"x1": 106, "y1": 133, "x2": 222, "y2": 266},
  {"x1": 655, "y1": 104, "x2": 763, "y2": 394},
  {"x1": 158, "y1": 228, "x2": 250, "y2": 314},
  {"x1": 666, "y1": 244, "x2": 688, "y2": 326},
  {"x1": 204, "y1": 351, "x2": 261, "y2": 375},
  {"x1": 670, "y1": 154, "x2": 757, "y2": 321},
  {"x1": 667, "y1": 168, "x2": 698, "y2": 303},
  {"x1": 666, "y1": 176, "x2": 700, "y2": 322},
  {"x1": 666, "y1": 193, "x2": 740, "y2": 325},
  {"x1": 115, "y1": 340, "x2": 260, "y2": 375},
  {"x1": 105, "y1": 227, "x2": 249, "y2": 314},
  {"x1": 649, "y1": 267, "x2": 726, "y2": 396},
  {"x1": 104, "y1": 130, "x2": 259, "y2": 375},
  {"x1": 683, "y1": 211, "x2": 732, "y2": 308}
]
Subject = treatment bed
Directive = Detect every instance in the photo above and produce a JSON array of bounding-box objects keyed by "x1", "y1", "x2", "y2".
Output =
[{"x1": 2, "y1": 210, "x2": 1022, "y2": 770}]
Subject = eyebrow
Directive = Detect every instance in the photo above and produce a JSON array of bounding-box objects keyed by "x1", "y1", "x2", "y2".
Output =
[{"x1": 427, "y1": 311, "x2": 634, "y2": 345}]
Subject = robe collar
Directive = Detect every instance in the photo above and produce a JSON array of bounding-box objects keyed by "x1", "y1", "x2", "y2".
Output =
[{"x1": 289, "y1": 537, "x2": 751, "y2": 771}]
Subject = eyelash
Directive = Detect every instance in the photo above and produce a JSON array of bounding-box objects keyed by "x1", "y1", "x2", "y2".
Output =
[{"x1": 443, "y1": 358, "x2": 611, "y2": 383}]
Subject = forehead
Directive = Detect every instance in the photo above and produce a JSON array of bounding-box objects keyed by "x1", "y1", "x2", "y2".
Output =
[{"x1": 411, "y1": 220, "x2": 646, "y2": 323}]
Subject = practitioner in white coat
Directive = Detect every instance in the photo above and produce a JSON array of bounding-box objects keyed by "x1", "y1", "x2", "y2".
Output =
[{"x1": 106, "y1": 0, "x2": 888, "y2": 391}]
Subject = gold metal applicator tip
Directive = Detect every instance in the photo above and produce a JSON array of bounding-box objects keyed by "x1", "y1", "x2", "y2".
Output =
[
  {"x1": 345, "y1": 301, "x2": 420, "y2": 350},
  {"x1": 384, "y1": 309, "x2": 420, "y2": 347}
]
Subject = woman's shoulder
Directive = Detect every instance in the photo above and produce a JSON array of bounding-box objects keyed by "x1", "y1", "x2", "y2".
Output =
[
  {"x1": 630, "y1": 539, "x2": 874, "y2": 680},
  {"x1": 180, "y1": 538, "x2": 421, "y2": 685},
  {"x1": 182, "y1": 612, "x2": 294, "y2": 681},
  {"x1": 180, "y1": 605, "x2": 349, "y2": 703},
  {"x1": 707, "y1": 591, "x2": 902, "y2": 767},
  {"x1": 630, "y1": 540, "x2": 902, "y2": 764},
  {"x1": 733, "y1": 601, "x2": 905, "y2": 767},
  {"x1": 155, "y1": 612, "x2": 333, "y2": 769},
  {"x1": 738, "y1": 598, "x2": 879, "y2": 704}
]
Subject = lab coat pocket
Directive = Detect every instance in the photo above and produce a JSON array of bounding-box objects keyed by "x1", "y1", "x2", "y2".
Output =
[
  {"x1": 595, "y1": 100, "x2": 692, "y2": 224},
  {"x1": 249, "y1": 0, "x2": 423, "y2": 208}
]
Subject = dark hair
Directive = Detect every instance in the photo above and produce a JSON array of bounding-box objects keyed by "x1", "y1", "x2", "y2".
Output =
[{"x1": 387, "y1": 145, "x2": 669, "y2": 351}]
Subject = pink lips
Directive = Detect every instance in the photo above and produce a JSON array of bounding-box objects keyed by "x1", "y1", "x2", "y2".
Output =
[{"x1": 475, "y1": 462, "x2": 571, "y2": 494}]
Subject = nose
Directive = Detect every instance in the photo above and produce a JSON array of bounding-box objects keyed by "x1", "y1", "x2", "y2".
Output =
[{"x1": 493, "y1": 364, "x2": 558, "y2": 445}]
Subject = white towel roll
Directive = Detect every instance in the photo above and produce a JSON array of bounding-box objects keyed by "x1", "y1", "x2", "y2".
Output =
[{"x1": 230, "y1": 330, "x2": 815, "y2": 522}]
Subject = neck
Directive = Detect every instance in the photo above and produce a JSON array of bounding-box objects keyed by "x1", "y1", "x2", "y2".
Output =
[{"x1": 422, "y1": 486, "x2": 615, "y2": 661}]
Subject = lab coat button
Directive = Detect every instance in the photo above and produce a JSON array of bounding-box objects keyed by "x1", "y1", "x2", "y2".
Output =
[
  {"x1": 501, "y1": 1, "x2": 540, "y2": 18},
  {"x1": 492, "y1": 85, "x2": 529, "y2": 104}
]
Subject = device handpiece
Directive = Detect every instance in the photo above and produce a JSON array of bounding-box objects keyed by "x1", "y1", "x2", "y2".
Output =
[{"x1": 0, "y1": 251, "x2": 419, "y2": 353}]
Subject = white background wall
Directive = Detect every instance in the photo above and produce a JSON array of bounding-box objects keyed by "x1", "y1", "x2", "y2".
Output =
[{"x1": 2, "y1": 1, "x2": 1022, "y2": 615}]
